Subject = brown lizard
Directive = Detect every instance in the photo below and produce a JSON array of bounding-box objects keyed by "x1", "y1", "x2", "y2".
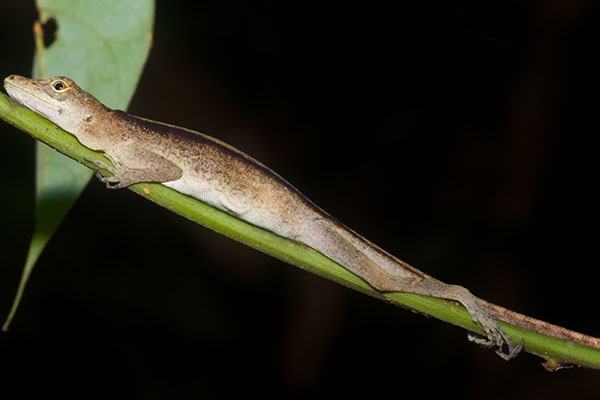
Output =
[{"x1": 4, "y1": 74, "x2": 525, "y2": 359}]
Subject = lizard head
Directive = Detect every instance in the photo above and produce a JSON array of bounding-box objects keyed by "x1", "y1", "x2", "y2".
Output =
[{"x1": 3, "y1": 75, "x2": 108, "y2": 144}]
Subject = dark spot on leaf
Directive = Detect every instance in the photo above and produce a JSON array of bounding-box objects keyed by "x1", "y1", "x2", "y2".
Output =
[{"x1": 42, "y1": 18, "x2": 57, "y2": 48}]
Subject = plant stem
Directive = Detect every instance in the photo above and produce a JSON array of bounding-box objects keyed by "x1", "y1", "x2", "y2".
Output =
[{"x1": 1, "y1": 91, "x2": 599, "y2": 370}]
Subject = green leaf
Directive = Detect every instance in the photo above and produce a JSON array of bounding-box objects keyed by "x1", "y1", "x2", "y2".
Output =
[
  {"x1": 2, "y1": 0, "x2": 154, "y2": 331},
  {"x1": 37, "y1": 0, "x2": 154, "y2": 109}
]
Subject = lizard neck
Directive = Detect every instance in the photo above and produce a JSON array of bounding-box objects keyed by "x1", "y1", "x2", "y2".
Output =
[{"x1": 74, "y1": 107, "x2": 124, "y2": 151}]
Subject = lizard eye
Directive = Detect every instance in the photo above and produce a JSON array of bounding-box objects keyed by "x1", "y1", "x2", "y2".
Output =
[{"x1": 52, "y1": 80, "x2": 67, "y2": 92}]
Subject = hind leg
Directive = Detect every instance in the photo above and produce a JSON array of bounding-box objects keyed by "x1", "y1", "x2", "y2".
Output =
[{"x1": 365, "y1": 271, "x2": 522, "y2": 359}]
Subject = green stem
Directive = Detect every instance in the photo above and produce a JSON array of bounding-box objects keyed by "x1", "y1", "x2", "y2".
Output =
[{"x1": 1, "y1": 91, "x2": 599, "y2": 370}]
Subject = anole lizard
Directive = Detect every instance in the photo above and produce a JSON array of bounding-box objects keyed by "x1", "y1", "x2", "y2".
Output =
[{"x1": 4, "y1": 74, "x2": 522, "y2": 359}]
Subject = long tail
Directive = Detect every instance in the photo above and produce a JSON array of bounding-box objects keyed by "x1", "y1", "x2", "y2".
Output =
[
  {"x1": 298, "y1": 216, "x2": 600, "y2": 357},
  {"x1": 481, "y1": 301, "x2": 600, "y2": 349},
  {"x1": 299, "y1": 216, "x2": 433, "y2": 286}
]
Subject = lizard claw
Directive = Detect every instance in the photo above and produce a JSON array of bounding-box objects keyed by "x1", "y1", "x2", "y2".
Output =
[
  {"x1": 468, "y1": 331, "x2": 524, "y2": 360},
  {"x1": 84, "y1": 156, "x2": 124, "y2": 189},
  {"x1": 460, "y1": 296, "x2": 524, "y2": 360},
  {"x1": 98, "y1": 174, "x2": 124, "y2": 189},
  {"x1": 496, "y1": 338, "x2": 524, "y2": 361}
]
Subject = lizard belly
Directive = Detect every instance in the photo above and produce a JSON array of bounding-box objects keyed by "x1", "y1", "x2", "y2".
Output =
[
  {"x1": 161, "y1": 176, "x2": 229, "y2": 212},
  {"x1": 161, "y1": 175, "x2": 296, "y2": 238}
]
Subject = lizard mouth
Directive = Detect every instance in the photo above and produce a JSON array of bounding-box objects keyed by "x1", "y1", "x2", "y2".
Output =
[{"x1": 4, "y1": 79, "x2": 62, "y2": 117}]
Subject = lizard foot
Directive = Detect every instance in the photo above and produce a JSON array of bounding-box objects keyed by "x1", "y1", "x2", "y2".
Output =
[
  {"x1": 468, "y1": 329, "x2": 524, "y2": 361},
  {"x1": 456, "y1": 290, "x2": 524, "y2": 360},
  {"x1": 84, "y1": 156, "x2": 127, "y2": 189}
]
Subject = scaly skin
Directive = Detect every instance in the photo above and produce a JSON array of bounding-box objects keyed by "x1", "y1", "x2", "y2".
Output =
[{"x1": 3, "y1": 74, "x2": 522, "y2": 359}]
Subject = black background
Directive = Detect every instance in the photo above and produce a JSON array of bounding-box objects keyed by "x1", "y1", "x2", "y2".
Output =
[{"x1": 1, "y1": 1, "x2": 599, "y2": 397}]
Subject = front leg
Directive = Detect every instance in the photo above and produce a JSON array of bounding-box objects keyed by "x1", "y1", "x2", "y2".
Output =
[{"x1": 85, "y1": 149, "x2": 183, "y2": 189}]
